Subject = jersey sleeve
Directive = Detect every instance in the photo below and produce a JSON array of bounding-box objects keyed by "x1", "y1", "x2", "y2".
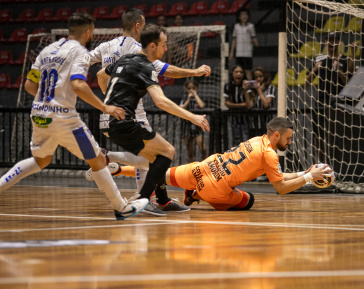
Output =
[
  {"x1": 105, "y1": 63, "x2": 117, "y2": 76},
  {"x1": 89, "y1": 44, "x2": 102, "y2": 66},
  {"x1": 70, "y1": 47, "x2": 90, "y2": 82},
  {"x1": 232, "y1": 24, "x2": 237, "y2": 38},
  {"x1": 265, "y1": 84, "x2": 276, "y2": 98},
  {"x1": 263, "y1": 149, "x2": 284, "y2": 182},
  {"x1": 249, "y1": 23, "x2": 257, "y2": 38},
  {"x1": 152, "y1": 60, "x2": 169, "y2": 76},
  {"x1": 223, "y1": 83, "x2": 230, "y2": 99},
  {"x1": 139, "y1": 65, "x2": 160, "y2": 89}
]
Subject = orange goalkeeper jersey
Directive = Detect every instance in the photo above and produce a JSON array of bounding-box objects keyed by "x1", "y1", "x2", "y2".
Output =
[{"x1": 201, "y1": 135, "x2": 284, "y2": 188}]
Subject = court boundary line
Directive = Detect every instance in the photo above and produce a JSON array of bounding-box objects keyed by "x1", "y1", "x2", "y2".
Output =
[
  {"x1": 0, "y1": 270, "x2": 364, "y2": 284},
  {"x1": 1, "y1": 213, "x2": 364, "y2": 232}
]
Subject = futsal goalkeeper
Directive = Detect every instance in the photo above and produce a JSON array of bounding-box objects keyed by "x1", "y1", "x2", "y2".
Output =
[{"x1": 104, "y1": 117, "x2": 331, "y2": 211}]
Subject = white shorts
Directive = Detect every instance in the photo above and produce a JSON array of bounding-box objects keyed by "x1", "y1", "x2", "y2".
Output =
[{"x1": 30, "y1": 116, "x2": 100, "y2": 160}]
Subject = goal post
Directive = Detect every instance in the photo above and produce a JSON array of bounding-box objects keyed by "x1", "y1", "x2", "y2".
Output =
[{"x1": 285, "y1": 0, "x2": 364, "y2": 192}]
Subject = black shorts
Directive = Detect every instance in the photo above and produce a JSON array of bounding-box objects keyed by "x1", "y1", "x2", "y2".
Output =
[
  {"x1": 108, "y1": 121, "x2": 156, "y2": 155},
  {"x1": 236, "y1": 57, "x2": 253, "y2": 70}
]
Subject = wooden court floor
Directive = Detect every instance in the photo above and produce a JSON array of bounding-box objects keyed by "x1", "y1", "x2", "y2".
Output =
[{"x1": 1, "y1": 184, "x2": 364, "y2": 289}]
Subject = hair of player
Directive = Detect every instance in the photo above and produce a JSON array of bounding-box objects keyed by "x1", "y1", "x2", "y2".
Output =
[
  {"x1": 68, "y1": 12, "x2": 95, "y2": 36},
  {"x1": 253, "y1": 66, "x2": 272, "y2": 88},
  {"x1": 122, "y1": 8, "x2": 144, "y2": 32},
  {"x1": 184, "y1": 79, "x2": 199, "y2": 90},
  {"x1": 140, "y1": 24, "x2": 166, "y2": 49},
  {"x1": 266, "y1": 117, "x2": 294, "y2": 136}
]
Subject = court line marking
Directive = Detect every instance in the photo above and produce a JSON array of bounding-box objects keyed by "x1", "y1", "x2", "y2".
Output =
[
  {"x1": 1, "y1": 213, "x2": 364, "y2": 232},
  {"x1": 0, "y1": 270, "x2": 364, "y2": 284}
]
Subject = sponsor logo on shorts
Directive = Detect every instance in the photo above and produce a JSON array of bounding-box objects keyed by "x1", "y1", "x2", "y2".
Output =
[
  {"x1": 192, "y1": 165, "x2": 204, "y2": 191},
  {"x1": 31, "y1": 116, "x2": 52, "y2": 128}
]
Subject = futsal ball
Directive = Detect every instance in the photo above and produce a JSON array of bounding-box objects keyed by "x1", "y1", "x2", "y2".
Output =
[{"x1": 312, "y1": 163, "x2": 335, "y2": 188}]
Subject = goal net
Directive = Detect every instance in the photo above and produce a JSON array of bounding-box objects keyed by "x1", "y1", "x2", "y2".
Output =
[
  {"x1": 15, "y1": 25, "x2": 227, "y2": 166},
  {"x1": 286, "y1": 0, "x2": 364, "y2": 193}
]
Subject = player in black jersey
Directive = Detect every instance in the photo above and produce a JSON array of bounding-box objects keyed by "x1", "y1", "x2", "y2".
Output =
[{"x1": 99, "y1": 24, "x2": 210, "y2": 213}]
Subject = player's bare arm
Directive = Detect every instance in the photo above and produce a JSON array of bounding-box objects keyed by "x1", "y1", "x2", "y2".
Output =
[
  {"x1": 164, "y1": 64, "x2": 211, "y2": 78},
  {"x1": 96, "y1": 67, "x2": 110, "y2": 94},
  {"x1": 24, "y1": 79, "x2": 39, "y2": 97},
  {"x1": 148, "y1": 85, "x2": 210, "y2": 132},
  {"x1": 272, "y1": 164, "x2": 329, "y2": 195},
  {"x1": 71, "y1": 79, "x2": 125, "y2": 120}
]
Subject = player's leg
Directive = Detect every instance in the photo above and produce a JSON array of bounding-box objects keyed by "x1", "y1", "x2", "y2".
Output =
[
  {"x1": 0, "y1": 123, "x2": 56, "y2": 193},
  {"x1": 108, "y1": 124, "x2": 171, "y2": 216},
  {"x1": 62, "y1": 121, "x2": 148, "y2": 219},
  {"x1": 195, "y1": 134, "x2": 207, "y2": 161},
  {"x1": 0, "y1": 155, "x2": 52, "y2": 193},
  {"x1": 137, "y1": 133, "x2": 174, "y2": 200},
  {"x1": 226, "y1": 189, "x2": 255, "y2": 211},
  {"x1": 185, "y1": 137, "x2": 195, "y2": 163}
]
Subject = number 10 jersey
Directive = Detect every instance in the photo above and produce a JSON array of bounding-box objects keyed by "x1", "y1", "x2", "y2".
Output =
[{"x1": 30, "y1": 38, "x2": 91, "y2": 119}]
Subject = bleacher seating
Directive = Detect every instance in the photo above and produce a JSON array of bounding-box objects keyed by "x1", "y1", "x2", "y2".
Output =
[
  {"x1": 289, "y1": 41, "x2": 320, "y2": 59},
  {"x1": 206, "y1": 0, "x2": 229, "y2": 15},
  {"x1": 0, "y1": 74, "x2": 11, "y2": 89},
  {"x1": 0, "y1": 51, "x2": 12, "y2": 65},
  {"x1": 166, "y1": 2, "x2": 188, "y2": 16},
  {"x1": 0, "y1": 9, "x2": 13, "y2": 22},
  {"x1": 107, "y1": 6, "x2": 128, "y2": 19},
  {"x1": 7, "y1": 28, "x2": 28, "y2": 42},
  {"x1": 76, "y1": 7, "x2": 91, "y2": 14},
  {"x1": 315, "y1": 16, "x2": 345, "y2": 33},
  {"x1": 10, "y1": 76, "x2": 25, "y2": 89},
  {"x1": 147, "y1": 4, "x2": 168, "y2": 18},
  {"x1": 34, "y1": 8, "x2": 53, "y2": 22},
  {"x1": 15, "y1": 8, "x2": 35, "y2": 22},
  {"x1": 344, "y1": 17, "x2": 362, "y2": 32},
  {"x1": 187, "y1": 1, "x2": 208, "y2": 16},
  {"x1": 53, "y1": 8, "x2": 72, "y2": 22},
  {"x1": 10, "y1": 52, "x2": 25, "y2": 65},
  {"x1": 133, "y1": 4, "x2": 148, "y2": 15},
  {"x1": 226, "y1": 0, "x2": 250, "y2": 14},
  {"x1": 93, "y1": 6, "x2": 109, "y2": 20}
]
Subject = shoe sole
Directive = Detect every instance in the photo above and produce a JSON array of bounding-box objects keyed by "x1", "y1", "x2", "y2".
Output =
[
  {"x1": 162, "y1": 207, "x2": 191, "y2": 212},
  {"x1": 140, "y1": 209, "x2": 167, "y2": 217},
  {"x1": 115, "y1": 201, "x2": 149, "y2": 220}
]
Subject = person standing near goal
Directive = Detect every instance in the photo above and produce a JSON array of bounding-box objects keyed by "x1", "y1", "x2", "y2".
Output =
[
  {"x1": 97, "y1": 24, "x2": 210, "y2": 216},
  {"x1": 0, "y1": 12, "x2": 149, "y2": 220},
  {"x1": 87, "y1": 8, "x2": 211, "y2": 215},
  {"x1": 305, "y1": 32, "x2": 355, "y2": 163}
]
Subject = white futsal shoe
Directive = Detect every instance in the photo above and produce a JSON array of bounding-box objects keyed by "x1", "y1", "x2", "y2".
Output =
[
  {"x1": 114, "y1": 198, "x2": 149, "y2": 220},
  {"x1": 85, "y1": 162, "x2": 121, "y2": 181}
]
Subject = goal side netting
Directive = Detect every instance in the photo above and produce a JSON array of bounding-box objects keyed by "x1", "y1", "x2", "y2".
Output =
[
  {"x1": 14, "y1": 25, "x2": 227, "y2": 166},
  {"x1": 286, "y1": 0, "x2": 364, "y2": 193}
]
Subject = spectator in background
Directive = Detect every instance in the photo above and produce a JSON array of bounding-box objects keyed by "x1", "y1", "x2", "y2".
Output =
[
  {"x1": 229, "y1": 8, "x2": 258, "y2": 80},
  {"x1": 156, "y1": 15, "x2": 167, "y2": 27},
  {"x1": 224, "y1": 65, "x2": 253, "y2": 146},
  {"x1": 247, "y1": 66, "x2": 276, "y2": 139},
  {"x1": 180, "y1": 80, "x2": 207, "y2": 163},
  {"x1": 305, "y1": 32, "x2": 355, "y2": 163},
  {"x1": 173, "y1": 14, "x2": 184, "y2": 27}
]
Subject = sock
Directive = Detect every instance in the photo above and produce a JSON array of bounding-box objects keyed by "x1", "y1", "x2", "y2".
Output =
[
  {"x1": 155, "y1": 181, "x2": 170, "y2": 205},
  {"x1": 138, "y1": 155, "x2": 172, "y2": 200},
  {"x1": 0, "y1": 158, "x2": 41, "y2": 193},
  {"x1": 113, "y1": 166, "x2": 136, "y2": 177},
  {"x1": 135, "y1": 167, "x2": 148, "y2": 192},
  {"x1": 92, "y1": 167, "x2": 126, "y2": 212},
  {"x1": 107, "y1": 151, "x2": 149, "y2": 167}
]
